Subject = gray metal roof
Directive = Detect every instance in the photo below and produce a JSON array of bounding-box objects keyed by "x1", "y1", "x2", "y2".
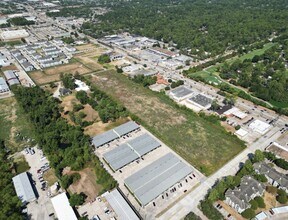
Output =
[
  {"x1": 8, "y1": 78, "x2": 20, "y2": 86},
  {"x1": 0, "y1": 77, "x2": 9, "y2": 92},
  {"x1": 92, "y1": 121, "x2": 140, "y2": 148},
  {"x1": 103, "y1": 133, "x2": 161, "y2": 171},
  {"x1": 170, "y1": 86, "x2": 193, "y2": 98},
  {"x1": 113, "y1": 121, "x2": 139, "y2": 137},
  {"x1": 104, "y1": 144, "x2": 139, "y2": 171},
  {"x1": 12, "y1": 172, "x2": 36, "y2": 204},
  {"x1": 104, "y1": 189, "x2": 139, "y2": 220},
  {"x1": 92, "y1": 130, "x2": 119, "y2": 148},
  {"x1": 124, "y1": 153, "x2": 193, "y2": 206},
  {"x1": 3, "y1": 70, "x2": 16, "y2": 80},
  {"x1": 189, "y1": 94, "x2": 212, "y2": 107}
]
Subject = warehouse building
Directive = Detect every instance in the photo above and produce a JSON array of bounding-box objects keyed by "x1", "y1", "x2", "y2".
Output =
[
  {"x1": 3, "y1": 70, "x2": 20, "y2": 86},
  {"x1": 169, "y1": 86, "x2": 194, "y2": 102},
  {"x1": 124, "y1": 153, "x2": 193, "y2": 206},
  {"x1": 12, "y1": 172, "x2": 36, "y2": 205},
  {"x1": 249, "y1": 119, "x2": 270, "y2": 134},
  {"x1": 92, "y1": 121, "x2": 140, "y2": 148},
  {"x1": 0, "y1": 29, "x2": 29, "y2": 41},
  {"x1": 104, "y1": 189, "x2": 140, "y2": 220},
  {"x1": 103, "y1": 133, "x2": 161, "y2": 171},
  {"x1": 0, "y1": 77, "x2": 10, "y2": 93},
  {"x1": 51, "y1": 193, "x2": 77, "y2": 220},
  {"x1": 187, "y1": 93, "x2": 213, "y2": 109}
]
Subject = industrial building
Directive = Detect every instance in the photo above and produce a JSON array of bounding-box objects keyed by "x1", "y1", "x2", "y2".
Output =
[
  {"x1": 104, "y1": 189, "x2": 140, "y2": 220},
  {"x1": 124, "y1": 153, "x2": 193, "y2": 206},
  {"x1": 92, "y1": 121, "x2": 140, "y2": 148},
  {"x1": 169, "y1": 86, "x2": 194, "y2": 102},
  {"x1": 0, "y1": 29, "x2": 29, "y2": 41},
  {"x1": 187, "y1": 93, "x2": 213, "y2": 109},
  {"x1": 3, "y1": 70, "x2": 20, "y2": 86},
  {"x1": 51, "y1": 193, "x2": 77, "y2": 220},
  {"x1": 249, "y1": 119, "x2": 270, "y2": 134},
  {"x1": 103, "y1": 133, "x2": 161, "y2": 171},
  {"x1": 0, "y1": 77, "x2": 10, "y2": 93},
  {"x1": 12, "y1": 172, "x2": 36, "y2": 205}
]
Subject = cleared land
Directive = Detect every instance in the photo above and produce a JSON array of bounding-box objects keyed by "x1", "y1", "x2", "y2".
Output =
[
  {"x1": 88, "y1": 71, "x2": 245, "y2": 175},
  {"x1": 0, "y1": 97, "x2": 35, "y2": 152},
  {"x1": 28, "y1": 62, "x2": 91, "y2": 85}
]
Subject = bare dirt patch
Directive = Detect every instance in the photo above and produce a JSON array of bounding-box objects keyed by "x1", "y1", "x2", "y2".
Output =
[
  {"x1": 84, "y1": 117, "x2": 129, "y2": 137},
  {"x1": 75, "y1": 56, "x2": 103, "y2": 71},
  {"x1": 81, "y1": 104, "x2": 99, "y2": 122},
  {"x1": 28, "y1": 62, "x2": 91, "y2": 85},
  {"x1": 66, "y1": 168, "x2": 103, "y2": 201}
]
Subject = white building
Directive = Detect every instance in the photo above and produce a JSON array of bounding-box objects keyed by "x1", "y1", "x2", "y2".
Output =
[
  {"x1": 51, "y1": 193, "x2": 77, "y2": 220},
  {"x1": 249, "y1": 119, "x2": 270, "y2": 134},
  {"x1": 0, "y1": 29, "x2": 29, "y2": 41},
  {"x1": 0, "y1": 54, "x2": 11, "y2": 67},
  {"x1": 0, "y1": 77, "x2": 10, "y2": 93}
]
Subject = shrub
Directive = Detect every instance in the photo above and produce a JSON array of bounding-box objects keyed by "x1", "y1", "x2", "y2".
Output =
[
  {"x1": 184, "y1": 212, "x2": 201, "y2": 220},
  {"x1": 277, "y1": 194, "x2": 288, "y2": 204},
  {"x1": 73, "y1": 104, "x2": 84, "y2": 112},
  {"x1": 254, "y1": 196, "x2": 265, "y2": 208},
  {"x1": 249, "y1": 200, "x2": 258, "y2": 210},
  {"x1": 241, "y1": 208, "x2": 255, "y2": 219},
  {"x1": 200, "y1": 200, "x2": 223, "y2": 220},
  {"x1": 69, "y1": 192, "x2": 86, "y2": 206}
]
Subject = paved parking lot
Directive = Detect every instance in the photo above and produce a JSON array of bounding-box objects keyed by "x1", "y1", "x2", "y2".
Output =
[
  {"x1": 95, "y1": 126, "x2": 204, "y2": 219},
  {"x1": 23, "y1": 147, "x2": 55, "y2": 220}
]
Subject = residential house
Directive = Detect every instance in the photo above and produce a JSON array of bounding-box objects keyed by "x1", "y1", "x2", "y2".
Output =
[
  {"x1": 15, "y1": 55, "x2": 27, "y2": 63},
  {"x1": 22, "y1": 61, "x2": 34, "y2": 72},
  {"x1": 254, "y1": 162, "x2": 288, "y2": 193},
  {"x1": 225, "y1": 176, "x2": 265, "y2": 213}
]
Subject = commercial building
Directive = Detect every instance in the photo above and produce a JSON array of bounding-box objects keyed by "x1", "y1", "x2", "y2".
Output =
[
  {"x1": 128, "y1": 69, "x2": 158, "y2": 78},
  {"x1": 103, "y1": 133, "x2": 161, "y2": 171},
  {"x1": 12, "y1": 172, "x2": 36, "y2": 204},
  {"x1": 249, "y1": 119, "x2": 270, "y2": 134},
  {"x1": 3, "y1": 70, "x2": 20, "y2": 86},
  {"x1": 0, "y1": 29, "x2": 29, "y2": 41},
  {"x1": 51, "y1": 192, "x2": 77, "y2": 220},
  {"x1": 0, "y1": 54, "x2": 11, "y2": 66},
  {"x1": 187, "y1": 93, "x2": 213, "y2": 109},
  {"x1": 124, "y1": 153, "x2": 193, "y2": 206},
  {"x1": 225, "y1": 176, "x2": 265, "y2": 213},
  {"x1": 104, "y1": 189, "x2": 140, "y2": 220},
  {"x1": 169, "y1": 86, "x2": 194, "y2": 102},
  {"x1": 0, "y1": 77, "x2": 10, "y2": 93},
  {"x1": 223, "y1": 107, "x2": 247, "y2": 119},
  {"x1": 254, "y1": 162, "x2": 288, "y2": 193},
  {"x1": 92, "y1": 121, "x2": 140, "y2": 148}
]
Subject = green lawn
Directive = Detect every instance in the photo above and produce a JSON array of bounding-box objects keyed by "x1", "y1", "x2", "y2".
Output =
[
  {"x1": 89, "y1": 70, "x2": 246, "y2": 175},
  {"x1": 189, "y1": 70, "x2": 222, "y2": 85},
  {"x1": 238, "y1": 42, "x2": 275, "y2": 61}
]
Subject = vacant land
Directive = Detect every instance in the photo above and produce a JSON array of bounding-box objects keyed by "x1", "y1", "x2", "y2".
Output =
[
  {"x1": 29, "y1": 62, "x2": 91, "y2": 85},
  {"x1": 66, "y1": 167, "x2": 103, "y2": 201},
  {"x1": 88, "y1": 71, "x2": 245, "y2": 175},
  {"x1": 0, "y1": 97, "x2": 35, "y2": 152}
]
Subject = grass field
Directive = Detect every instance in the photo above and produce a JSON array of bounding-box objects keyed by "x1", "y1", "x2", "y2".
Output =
[
  {"x1": 28, "y1": 62, "x2": 92, "y2": 85},
  {"x1": 0, "y1": 97, "x2": 35, "y2": 152},
  {"x1": 88, "y1": 70, "x2": 245, "y2": 175}
]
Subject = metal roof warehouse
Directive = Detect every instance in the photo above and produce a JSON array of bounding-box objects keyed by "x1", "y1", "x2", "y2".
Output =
[
  {"x1": 124, "y1": 153, "x2": 193, "y2": 206},
  {"x1": 12, "y1": 172, "x2": 36, "y2": 204},
  {"x1": 103, "y1": 133, "x2": 161, "y2": 171},
  {"x1": 92, "y1": 121, "x2": 140, "y2": 148},
  {"x1": 51, "y1": 192, "x2": 77, "y2": 220},
  {"x1": 104, "y1": 189, "x2": 140, "y2": 220}
]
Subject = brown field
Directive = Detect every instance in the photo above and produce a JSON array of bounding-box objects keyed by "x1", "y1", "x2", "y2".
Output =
[
  {"x1": 28, "y1": 62, "x2": 91, "y2": 85},
  {"x1": 66, "y1": 168, "x2": 103, "y2": 201},
  {"x1": 81, "y1": 104, "x2": 99, "y2": 122},
  {"x1": 75, "y1": 56, "x2": 103, "y2": 71},
  {"x1": 84, "y1": 117, "x2": 129, "y2": 137}
]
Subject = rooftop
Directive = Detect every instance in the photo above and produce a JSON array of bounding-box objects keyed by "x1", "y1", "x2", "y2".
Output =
[
  {"x1": 12, "y1": 172, "x2": 36, "y2": 204},
  {"x1": 51, "y1": 193, "x2": 77, "y2": 220},
  {"x1": 188, "y1": 94, "x2": 212, "y2": 107},
  {"x1": 124, "y1": 153, "x2": 193, "y2": 206},
  {"x1": 170, "y1": 86, "x2": 194, "y2": 99}
]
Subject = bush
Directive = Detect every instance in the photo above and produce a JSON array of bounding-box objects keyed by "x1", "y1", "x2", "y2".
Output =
[
  {"x1": 274, "y1": 158, "x2": 288, "y2": 170},
  {"x1": 73, "y1": 104, "x2": 84, "y2": 112},
  {"x1": 241, "y1": 208, "x2": 255, "y2": 219},
  {"x1": 200, "y1": 200, "x2": 223, "y2": 220},
  {"x1": 249, "y1": 200, "x2": 258, "y2": 210},
  {"x1": 253, "y1": 174, "x2": 267, "y2": 183},
  {"x1": 69, "y1": 192, "x2": 86, "y2": 206},
  {"x1": 235, "y1": 125, "x2": 241, "y2": 130},
  {"x1": 98, "y1": 54, "x2": 111, "y2": 64},
  {"x1": 184, "y1": 212, "x2": 201, "y2": 220},
  {"x1": 254, "y1": 196, "x2": 265, "y2": 208},
  {"x1": 276, "y1": 194, "x2": 288, "y2": 204}
]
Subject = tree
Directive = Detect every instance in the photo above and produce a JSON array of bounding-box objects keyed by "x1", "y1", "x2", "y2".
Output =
[
  {"x1": 184, "y1": 212, "x2": 201, "y2": 220},
  {"x1": 76, "y1": 91, "x2": 89, "y2": 104},
  {"x1": 98, "y1": 54, "x2": 111, "y2": 64},
  {"x1": 252, "y1": 150, "x2": 265, "y2": 163},
  {"x1": 69, "y1": 192, "x2": 86, "y2": 206},
  {"x1": 254, "y1": 196, "x2": 265, "y2": 208},
  {"x1": 249, "y1": 200, "x2": 258, "y2": 210},
  {"x1": 266, "y1": 186, "x2": 278, "y2": 194},
  {"x1": 60, "y1": 73, "x2": 76, "y2": 90},
  {"x1": 241, "y1": 208, "x2": 255, "y2": 219}
]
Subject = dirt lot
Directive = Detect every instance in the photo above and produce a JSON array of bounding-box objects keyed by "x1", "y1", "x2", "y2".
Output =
[
  {"x1": 65, "y1": 167, "x2": 103, "y2": 201},
  {"x1": 75, "y1": 56, "x2": 103, "y2": 71},
  {"x1": 84, "y1": 117, "x2": 129, "y2": 137},
  {"x1": 87, "y1": 70, "x2": 245, "y2": 175},
  {"x1": 28, "y1": 62, "x2": 91, "y2": 85},
  {"x1": 267, "y1": 144, "x2": 288, "y2": 161}
]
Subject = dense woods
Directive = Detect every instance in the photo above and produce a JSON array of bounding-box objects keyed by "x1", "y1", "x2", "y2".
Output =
[
  {"x1": 0, "y1": 140, "x2": 23, "y2": 220},
  {"x1": 79, "y1": 0, "x2": 288, "y2": 59}
]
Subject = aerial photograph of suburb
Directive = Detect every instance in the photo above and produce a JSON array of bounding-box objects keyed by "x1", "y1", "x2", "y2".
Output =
[{"x1": 0, "y1": 0, "x2": 288, "y2": 220}]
